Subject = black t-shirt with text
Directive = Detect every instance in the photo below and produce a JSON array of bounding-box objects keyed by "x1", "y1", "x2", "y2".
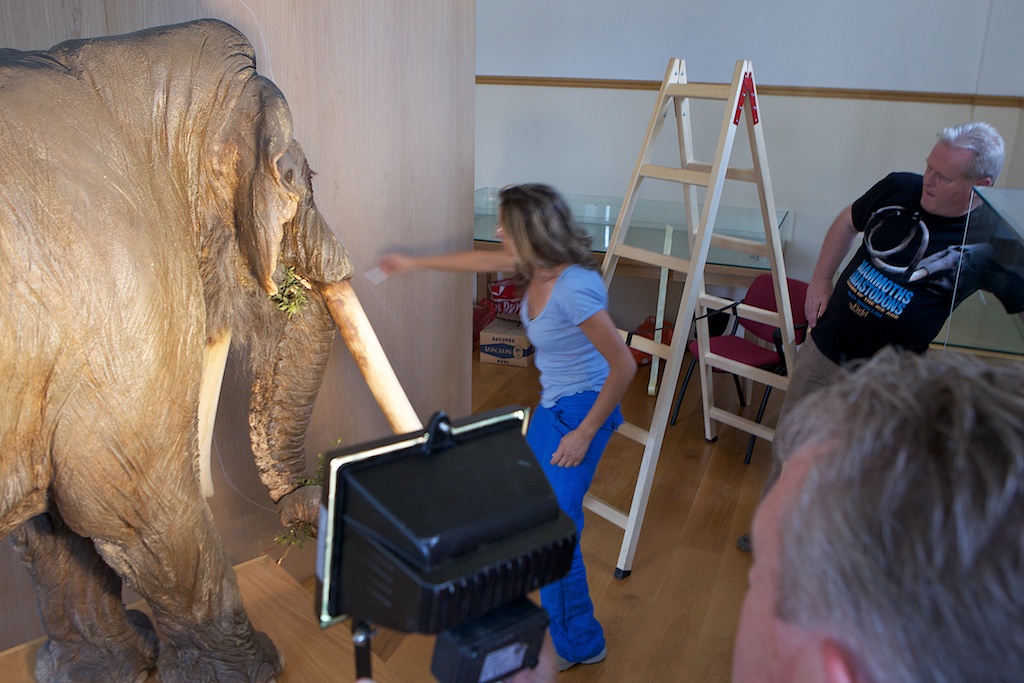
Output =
[{"x1": 811, "y1": 172, "x2": 1024, "y2": 364}]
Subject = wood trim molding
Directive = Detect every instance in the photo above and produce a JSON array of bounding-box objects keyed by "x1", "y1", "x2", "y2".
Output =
[{"x1": 475, "y1": 75, "x2": 1024, "y2": 109}]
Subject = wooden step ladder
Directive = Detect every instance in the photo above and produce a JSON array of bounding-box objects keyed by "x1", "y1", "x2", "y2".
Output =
[{"x1": 584, "y1": 58, "x2": 799, "y2": 578}]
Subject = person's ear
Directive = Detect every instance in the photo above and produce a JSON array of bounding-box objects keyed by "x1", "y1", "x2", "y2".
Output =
[
  {"x1": 820, "y1": 638, "x2": 863, "y2": 683},
  {"x1": 975, "y1": 176, "x2": 994, "y2": 187}
]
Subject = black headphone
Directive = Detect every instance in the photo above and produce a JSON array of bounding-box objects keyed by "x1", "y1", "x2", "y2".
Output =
[{"x1": 863, "y1": 206, "x2": 930, "y2": 280}]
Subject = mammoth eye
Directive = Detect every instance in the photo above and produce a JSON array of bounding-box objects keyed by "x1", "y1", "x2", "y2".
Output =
[{"x1": 283, "y1": 169, "x2": 295, "y2": 185}]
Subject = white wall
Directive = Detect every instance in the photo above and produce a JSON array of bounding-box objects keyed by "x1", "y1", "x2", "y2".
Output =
[
  {"x1": 477, "y1": 0, "x2": 1024, "y2": 95},
  {"x1": 474, "y1": 0, "x2": 1024, "y2": 327}
]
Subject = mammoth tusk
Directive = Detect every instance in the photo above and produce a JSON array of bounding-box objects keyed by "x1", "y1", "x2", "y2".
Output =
[
  {"x1": 320, "y1": 279, "x2": 423, "y2": 434},
  {"x1": 198, "y1": 330, "x2": 232, "y2": 497}
]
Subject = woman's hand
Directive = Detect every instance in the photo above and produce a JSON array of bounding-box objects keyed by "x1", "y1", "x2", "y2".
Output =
[
  {"x1": 551, "y1": 308, "x2": 635, "y2": 469},
  {"x1": 550, "y1": 428, "x2": 594, "y2": 467},
  {"x1": 377, "y1": 252, "x2": 418, "y2": 277}
]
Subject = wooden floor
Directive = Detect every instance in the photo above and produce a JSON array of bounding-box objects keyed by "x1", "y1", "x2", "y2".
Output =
[
  {"x1": 353, "y1": 354, "x2": 780, "y2": 682},
  {"x1": 2, "y1": 353, "x2": 776, "y2": 682}
]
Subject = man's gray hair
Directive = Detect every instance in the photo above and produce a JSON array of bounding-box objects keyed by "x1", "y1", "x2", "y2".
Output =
[
  {"x1": 938, "y1": 121, "x2": 1005, "y2": 180},
  {"x1": 773, "y1": 349, "x2": 1024, "y2": 683}
]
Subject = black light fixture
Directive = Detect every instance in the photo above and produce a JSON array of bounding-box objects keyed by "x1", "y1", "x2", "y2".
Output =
[{"x1": 316, "y1": 407, "x2": 576, "y2": 682}]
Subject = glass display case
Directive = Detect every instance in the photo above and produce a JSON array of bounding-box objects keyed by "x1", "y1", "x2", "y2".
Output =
[
  {"x1": 473, "y1": 187, "x2": 789, "y2": 283},
  {"x1": 936, "y1": 186, "x2": 1024, "y2": 358}
]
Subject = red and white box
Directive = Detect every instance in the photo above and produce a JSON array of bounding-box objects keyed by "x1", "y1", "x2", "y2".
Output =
[{"x1": 488, "y1": 277, "x2": 522, "y2": 320}]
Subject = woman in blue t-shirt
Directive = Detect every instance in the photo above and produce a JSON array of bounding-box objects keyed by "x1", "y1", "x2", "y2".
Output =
[{"x1": 379, "y1": 183, "x2": 636, "y2": 672}]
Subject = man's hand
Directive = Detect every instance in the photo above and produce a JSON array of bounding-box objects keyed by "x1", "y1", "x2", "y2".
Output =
[
  {"x1": 804, "y1": 277, "x2": 834, "y2": 328},
  {"x1": 804, "y1": 204, "x2": 859, "y2": 328}
]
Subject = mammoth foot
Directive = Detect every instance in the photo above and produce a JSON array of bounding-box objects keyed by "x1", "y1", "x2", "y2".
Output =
[
  {"x1": 35, "y1": 609, "x2": 159, "y2": 683},
  {"x1": 156, "y1": 626, "x2": 283, "y2": 683}
]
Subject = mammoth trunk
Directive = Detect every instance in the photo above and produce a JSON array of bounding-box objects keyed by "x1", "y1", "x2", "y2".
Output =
[{"x1": 248, "y1": 288, "x2": 335, "y2": 506}]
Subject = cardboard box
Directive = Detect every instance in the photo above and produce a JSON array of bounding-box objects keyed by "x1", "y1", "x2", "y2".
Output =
[{"x1": 479, "y1": 318, "x2": 534, "y2": 367}]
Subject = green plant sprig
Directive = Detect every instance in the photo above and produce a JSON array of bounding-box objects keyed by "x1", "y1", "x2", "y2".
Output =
[
  {"x1": 269, "y1": 265, "x2": 311, "y2": 318},
  {"x1": 274, "y1": 521, "x2": 317, "y2": 549}
]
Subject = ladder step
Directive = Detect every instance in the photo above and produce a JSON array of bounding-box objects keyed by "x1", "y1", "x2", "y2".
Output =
[
  {"x1": 687, "y1": 161, "x2": 760, "y2": 184},
  {"x1": 703, "y1": 354, "x2": 790, "y2": 390},
  {"x1": 583, "y1": 494, "x2": 628, "y2": 529},
  {"x1": 613, "y1": 243, "x2": 691, "y2": 273},
  {"x1": 699, "y1": 294, "x2": 786, "y2": 329},
  {"x1": 616, "y1": 420, "x2": 650, "y2": 445},
  {"x1": 664, "y1": 82, "x2": 732, "y2": 100},
  {"x1": 625, "y1": 333, "x2": 671, "y2": 363},
  {"x1": 643, "y1": 162, "x2": 760, "y2": 185},
  {"x1": 707, "y1": 407, "x2": 775, "y2": 442},
  {"x1": 640, "y1": 163, "x2": 712, "y2": 187},
  {"x1": 709, "y1": 233, "x2": 771, "y2": 259},
  {"x1": 640, "y1": 163, "x2": 763, "y2": 188}
]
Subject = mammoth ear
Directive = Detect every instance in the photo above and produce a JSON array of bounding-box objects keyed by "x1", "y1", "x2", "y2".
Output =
[{"x1": 236, "y1": 75, "x2": 299, "y2": 295}]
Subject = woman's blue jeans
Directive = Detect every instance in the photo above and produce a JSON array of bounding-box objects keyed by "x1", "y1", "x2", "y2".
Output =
[{"x1": 526, "y1": 392, "x2": 621, "y2": 663}]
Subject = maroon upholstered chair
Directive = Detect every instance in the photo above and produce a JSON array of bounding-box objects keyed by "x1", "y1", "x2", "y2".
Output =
[{"x1": 670, "y1": 273, "x2": 809, "y2": 463}]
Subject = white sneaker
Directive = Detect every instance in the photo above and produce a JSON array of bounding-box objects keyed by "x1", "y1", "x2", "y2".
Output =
[{"x1": 556, "y1": 646, "x2": 607, "y2": 672}]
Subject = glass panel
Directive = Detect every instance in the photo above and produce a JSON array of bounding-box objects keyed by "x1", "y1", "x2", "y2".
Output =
[{"x1": 938, "y1": 187, "x2": 1024, "y2": 357}]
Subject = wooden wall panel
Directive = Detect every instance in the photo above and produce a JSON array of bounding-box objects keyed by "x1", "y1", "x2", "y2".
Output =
[{"x1": 0, "y1": 0, "x2": 474, "y2": 652}]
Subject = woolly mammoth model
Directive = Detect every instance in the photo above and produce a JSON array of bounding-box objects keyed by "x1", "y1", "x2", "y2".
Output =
[{"x1": 0, "y1": 19, "x2": 419, "y2": 683}]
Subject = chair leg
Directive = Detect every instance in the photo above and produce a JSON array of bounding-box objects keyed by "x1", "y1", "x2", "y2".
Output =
[
  {"x1": 669, "y1": 357, "x2": 697, "y2": 426},
  {"x1": 732, "y1": 374, "x2": 746, "y2": 406},
  {"x1": 745, "y1": 386, "x2": 773, "y2": 464}
]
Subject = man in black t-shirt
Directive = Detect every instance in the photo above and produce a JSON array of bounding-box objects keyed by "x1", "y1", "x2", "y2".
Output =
[
  {"x1": 737, "y1": 122, "x2": 1022, "y2": 551},
  {"x1": 793, "y1": 121, "x2": 1022, "y2": 410},
  {"x1": 809, "y1": 172, "x2": 1024, "y2": 362}
]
